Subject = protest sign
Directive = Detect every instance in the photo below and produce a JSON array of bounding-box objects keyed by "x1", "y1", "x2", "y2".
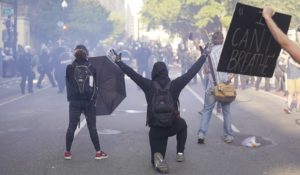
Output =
[{"x1": 217, "y1": 3, "x2": 291, "y2": 77}]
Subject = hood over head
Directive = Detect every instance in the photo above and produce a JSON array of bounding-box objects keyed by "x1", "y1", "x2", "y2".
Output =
[{"x1": 151, "y1": 61, "x2": 170, "y2": 85}]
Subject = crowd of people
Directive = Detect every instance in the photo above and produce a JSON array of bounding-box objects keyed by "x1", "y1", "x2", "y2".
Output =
[{"x1": 0, "y1": 6, "x2": 300, "y2": 174}]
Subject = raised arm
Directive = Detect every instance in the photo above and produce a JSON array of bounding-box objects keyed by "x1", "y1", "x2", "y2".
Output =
[
  {"x1": 172, "y1": 55, "x2": 206, "y2": 90},
  {"x1": 108, "y1": 49, "x2": 152, "y2": 91},
  {"x1": 262, "y1": 7, "x2": 300, "y2": 64}
]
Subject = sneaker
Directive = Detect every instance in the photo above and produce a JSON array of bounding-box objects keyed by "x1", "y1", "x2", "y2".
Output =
[
  {"x1": 198, "y1": 132, "x2": 205, "y2": 144},
  {"x1": 176, "y1": 152, "x2": 184, "y2": 162},
  {"x1": 154, "y1": 152, "x2": 169, "y2": 173},
  {"x1": 284, "y1": 108, "x2": 292, "y2": 114},
  {"x1": 224, "y1": 135, "x2": 234, "y2": 143},
  {"x1": 64, "y1": 151, "x2": 72, "y2": 160},
  {"x1": 95, "y1": 151, "x2": 108, "y2": 160}
]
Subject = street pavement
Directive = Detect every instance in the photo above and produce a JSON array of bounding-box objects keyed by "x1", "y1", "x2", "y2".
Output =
[{"x1": 0, "y1": 68, "x2": 299, "y2": 175}]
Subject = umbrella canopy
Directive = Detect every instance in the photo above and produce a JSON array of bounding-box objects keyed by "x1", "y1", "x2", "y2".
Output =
[{"x1": 88, "y1": 56, "x2": 126, "y2": 115}]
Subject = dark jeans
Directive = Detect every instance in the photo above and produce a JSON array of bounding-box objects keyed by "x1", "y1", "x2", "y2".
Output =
[
  {"x1": 20, "y1": 72, "x2": 34, "y2": 93},
  {"x1": 66, "y1": 101, "x2": 100, "y2": 152},
  {"x1": 54, "y1": 70, "x2": 65, "y2": 92},
  {"x1": 255, "y1": 77, "x2": 271, "y2": 91},
  {"x1": 37, "y1": 70, "x2": 56, "y2": 87},
  {"x1": 149, "y1": 117, "x2": 187, "y2": 164}
]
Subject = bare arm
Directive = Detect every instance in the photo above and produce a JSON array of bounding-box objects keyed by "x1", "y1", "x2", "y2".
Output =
[{"x1": 262, "y1": 7, "x2": 300, "y2": 64}]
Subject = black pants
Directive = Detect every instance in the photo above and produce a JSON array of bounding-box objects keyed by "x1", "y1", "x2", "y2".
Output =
[
  {"x1": 54, "y1": 70, "x2": 65, "y2": 92},
  {"x1": 37, "y1": 70, "x2": 56, "y2": 87},
  {"x1": 149, "y1": 118, "x2": 187, "y2": 164},
  {"x1": 20, "y1": 72, "x2": 34, "y2": 93},
  {"x1": 66, "y1": 101, "x2": 100, "y2": 152}
]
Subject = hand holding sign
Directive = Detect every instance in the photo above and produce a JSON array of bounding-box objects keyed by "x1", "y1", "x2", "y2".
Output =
[
  {"x1": 217, "y1": 3, "x2": 291, "y2": 78},
  {"x1": 262, "y1": 7, "x2": 275, "y2": 19},
  {"x1": 262, "y1": 7, "x2": 300, "y2": 64}
]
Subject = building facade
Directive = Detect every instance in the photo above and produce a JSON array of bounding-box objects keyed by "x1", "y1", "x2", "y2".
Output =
[{"x1": 0, "y1": 2, "x2": 30, "y2": 49}]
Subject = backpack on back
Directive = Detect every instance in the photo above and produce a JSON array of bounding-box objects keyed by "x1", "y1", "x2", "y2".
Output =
[
  {"x1": 72, "y1": 62, "x2": 97, "y2": 100},
  {"x1": 151, "y1": 81, "x2": 176, "y2": 127}
]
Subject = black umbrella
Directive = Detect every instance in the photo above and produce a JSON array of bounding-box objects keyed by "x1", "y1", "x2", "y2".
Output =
[{"x1": 88, "y1": 56, "x2": 126, "y2": 115}]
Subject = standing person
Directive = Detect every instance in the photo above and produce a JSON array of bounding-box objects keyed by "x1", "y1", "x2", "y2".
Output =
[
  {"x1": 64, "y1": 45, "x2": 108, "y2": 160},
  {"x1": 52, "y1": 46, "x2": 71, "y2": 93},
  {"x1": 274, "y1": 51, "x2": 288, "y2": 93},
  {"x1": 18, "y1": 45, "x2": 35, "y2": 94},
  {"x1": 283, "y1": 57, "x2": 300, "y2": 114},
  {"x1": 136, "y1": 42, "x2": 152, "y2": 79},
  {"x1": 255, "y1": 77, "x2": 271, "y2": 91},
  {"x1": 197, "y1": 31, "x2": 235, "y2": 144},
  {"x1": 262, "y1": 7, "x2": 300, "y2": 63},
  {"x1": 186, "y1": 33, "x2": 200, "y2": 84},
  {"x1": 36, "y1": 45, "x2": 56, "y2": 88},
  {"x1": 108, "y1": 47, "x2": 206, "y2": 173},
  {"x1": 177, "y1": 42, "x2": 188, "y2": 75},
  {"x1": 198, "y1": 44, "x2": 222, "y2": 116}
]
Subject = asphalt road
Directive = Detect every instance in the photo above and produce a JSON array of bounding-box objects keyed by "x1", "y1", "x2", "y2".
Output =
[{"x1": 0, "y1": 68, "x2": 299, "y2": 175}]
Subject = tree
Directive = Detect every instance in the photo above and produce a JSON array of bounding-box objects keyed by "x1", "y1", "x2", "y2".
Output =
[
  {"x1": 28, "y1": 1, "x2": 65, "y2": 43},
  {"x1": 239, "y1": 0, "x2": 300, "y2": 28},
  {"x1": 67, "y1": 0, "x2": 113, "y2": 45},
  {"x1": 141, "y1": 0, "x2": 300, "y2": 38},
  {"x1": 108, "y1": 11, "x2": 125, "y2": 40},
  {"x1": 14, "y1": 0, "x2": 114, "y2": 46}
]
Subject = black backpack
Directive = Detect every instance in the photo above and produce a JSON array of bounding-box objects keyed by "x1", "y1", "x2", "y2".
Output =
[
  {"x1": 72, "y1": 62, "x2": 97, "y2": 100},
  {"x1": 151, "y1": 81, "x2": 176, "y2": 127}
]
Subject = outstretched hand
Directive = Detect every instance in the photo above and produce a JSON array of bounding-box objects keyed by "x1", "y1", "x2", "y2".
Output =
[{"x1": 107, "y1": 49, "x2": 122, "y2": 63}]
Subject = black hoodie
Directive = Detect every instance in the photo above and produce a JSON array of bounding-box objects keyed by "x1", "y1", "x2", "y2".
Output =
[{"x1": 116, "y1": 56, "x2": 206, "y2": 126}]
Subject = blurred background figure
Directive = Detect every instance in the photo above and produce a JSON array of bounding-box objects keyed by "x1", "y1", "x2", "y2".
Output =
[
  {"x1": 18, "y1": 45, "x2": 35, "y2": 94},
  {"x1": 274, "y1": 51, "x2": 288, "y2": 94},
  {"x1": 284, "y1": 56, "x2": 300, "y2": 114},
  {"x1": 135, "y1": 42, "x2": 152, "y2": 79},
  {"x1": 177, "y1": 42, "x2": 188, "y2": 75},
  {"x1": 52, "y1": 46, "x2": 72, "y2": 93},
  {"x1": 36, "y1": 44, "x2": 56, "y2": 89}
]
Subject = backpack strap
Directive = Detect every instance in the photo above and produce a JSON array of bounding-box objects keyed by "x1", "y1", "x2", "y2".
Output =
[
  {"x1": 153, "y1": 81, "x2": 171, "y2": 91},
  {"x1": 155, "y1": 81, "x2": 180, "y2": 112}
]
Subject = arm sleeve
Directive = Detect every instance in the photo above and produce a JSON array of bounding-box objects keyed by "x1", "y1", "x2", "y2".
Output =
[
  {"x1": 65, "y1": 65, "x2": 72, "y2": 101},
  {"x1": 172, "y1": 55, "x2": 206, "y2": 90},
  {"x1": 116, "y1": 61, "x2": 152, "y2": 91}
]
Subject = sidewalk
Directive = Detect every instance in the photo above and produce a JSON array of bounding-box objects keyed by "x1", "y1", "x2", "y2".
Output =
[{"x1": 0, "y1": 76, "x2": 20, "y2": 84}]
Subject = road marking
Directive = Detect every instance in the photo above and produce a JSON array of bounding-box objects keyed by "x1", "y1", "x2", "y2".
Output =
[
  {"x1": 0, "y1": 87, "x2": 50, "y2": 107},
  {"x1": 186, "y1": 85, "x2": 240, "y2": 133},
  {"x1": 74, "y1": 117, "x2": 87, "y2": 136},
  {"x1": 260, "y1": 90, "x2": 286, "y2": 101}
]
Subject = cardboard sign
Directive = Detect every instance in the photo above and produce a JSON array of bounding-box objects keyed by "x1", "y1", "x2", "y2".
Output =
[{"x1": 217, "y1": 3, "x2": 291, "y2": 77}]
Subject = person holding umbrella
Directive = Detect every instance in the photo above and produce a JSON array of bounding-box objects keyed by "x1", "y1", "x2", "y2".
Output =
[
  {"x1": 64, "y1": 45, "x2": 108, "y2": 160},
  {"x1": 108, "y1": 48, "x2": 206, "y2": 173}
]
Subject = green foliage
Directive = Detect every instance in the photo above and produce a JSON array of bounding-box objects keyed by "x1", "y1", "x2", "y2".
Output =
[
  {"x1": 108, "y1": 11, "x2": 125, "y2": 39},
  {"x1": 28, "y1": 0, "x2": 64, "y2": 43},
  {"x1": 239, "y1": 0, "x2": 300, "y2": 28},
  {"x1": 194, "y1": 1, "x2": 226, "y2": 28},
  {"x1": 67, "y1": 0, "x2": 113, "y2": 45},
  {"x1": 20, "y1": 0, "x2": 114, "y2": 45},
  {"x1": 141, "y1": 0, "x2": 300, "y2": 37},
  {"x1": 142, "y1": 0, "x2": 181, "y2": 28}
]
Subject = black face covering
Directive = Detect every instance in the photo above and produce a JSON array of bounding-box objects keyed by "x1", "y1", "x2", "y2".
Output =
[{"x1": 151, "y1": 62, "x2": 170, "y2": 85}]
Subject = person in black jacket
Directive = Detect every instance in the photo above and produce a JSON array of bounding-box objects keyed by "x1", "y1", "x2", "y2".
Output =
[
  {"x1": 18, "y1": 45, "x2": 35, "y2": 94},
  {"x1": 108, "y1": 49, "x2": 206, "y2": 173},
  {"x1": 64, "y1": 45, "x2": 108, "y2": 160},
  {"x1": 36, "y1": 45, "x2": 56, "y2": 88}
]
